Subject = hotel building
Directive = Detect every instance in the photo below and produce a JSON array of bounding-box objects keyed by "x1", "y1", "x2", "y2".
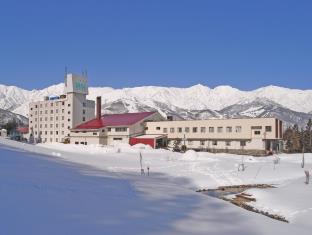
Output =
[{"x1": 28, "y1": 74, "x2": 95, "y2": 143}]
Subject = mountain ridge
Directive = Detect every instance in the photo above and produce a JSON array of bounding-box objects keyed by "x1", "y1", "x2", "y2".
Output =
[{"x1": 1, "y1": 83, "x2": 312, "y2": 127}]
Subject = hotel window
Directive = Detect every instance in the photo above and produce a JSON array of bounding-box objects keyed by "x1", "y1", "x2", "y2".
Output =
[
  {"x1": 116, "y1": 127, "x2": 127, "y2": 132},
  {"x1": 217, "y1": 127, "x2": 223, "y2": 133},
  {"x1": 251, "y1": 126, "x2": 262, "y2": 130},
  {"x1": 56, "y1": 116, "x2": 58, "y2": 121},
  {"x1": 50, "y1": 131, "x2": 53, "y2": 135},
  {"x1": 68, "y1": 104, "x2": 71, "y2": 107},
  {"x1": 200, "y1": 140, "x2": 205, "y2": 146},
  {"x1": 108, "y1": 128, "x2": 111, "y2": 132},
  {"x1": 50, "y1": 124, "x2": 53, "y2": 128},
  {"x1": 62, "y1": 123, "x2": 64, "y2": 127},
  {"x1": 170, "y1": 128, "x2": 175, "y2": 133},
  {"x1": 45, "y1": 110, "x2": 48, "y2": 114},
  {"x1": 212, "y1": 140, "x2": 218, "y2": 146},
  {"x1": 62, "y1": 116, "x2": 64, "y2": 120},
  {"x1": 235, "y1": 126, "x2": 242, "y2": 133},
  {"x1": 40, "y1": 118, "x2": 42, "y2": 121},
  {"x1": 68, "y1": 111, "x2": 70, "y2": 114},
  {"x1": 83, "y1": 102, "x2": 86, "y2": 107},
  {"x1": 56, "y1": 138, "x2": 58, "y2": 142},
  {"x1": 192, "y1": 127, "x2": 198, "y2": 133},
  {"x1": 226, "y1": 127, "x2": 232, "y2": 133},
  {"x1": 56, "y1": 124, "x2": 58, "y2": 128},
  {"x1": 35, "y1": 105, "x2": 37, "y2": 108},
  {"x1": 35, "y1": 131, "x2": 37, "y2": 135},
  {"x1": 40, "y1": 111, "x2": 42, "y2": 115},
  {"x1": 265, "y1": 126, "x2": 272, "y2": 132},
  {"x1": 209, "y1": 127, "x2": 214, "y2": 133},
  {"x1": 200, "y1": 127, "x2": 206, "y2": 133},
  {"x1": 254, "y1": 131, "x2": 261, "y2": 135},
  {"x1": 82, "y1": 117, "x2": 85, "y2": 122},
  {"x1": 68, "y1": 119, "x2": 71, "y2": 122},
  {"x1": 51, "y1": 103, "x2": 53, "y2": 107},
  {"x1": 62, "y1": 109, "x2": 64, "y2": 113},
  {"x1": 56, "y1": 131, "x2": 58, "y2": 135},
  {"x1": 45, "y1": 124, "x2": 47, "y2": 128},
  {"x1": 40, "y1": 104, "x2": 42, "y2": 108},
  {"x1": 240, "y1": 141, "x2": 246, "y2": 147},
  {"x1": 56, "y1": 109, "x2": 58, "y2": 113},
  {"x1": 185, "y1": 127, "x2": 190, "y2": 133},
  {"x1": 61, "y1": 131, "x2": 64, "y2": 135},
  {"x1": 50, "y1": 117, "x2": 53, "y2": 121},
  {"x1": 35, "y1": 124, "x2": 37, "y2": 128},
  {"x1": 30, "y1": 108, "x2": 33, "y2": 111},
  {"x1": 75, "y1": 142, "x2": 79, "y2": 145},
  {"x1": 62, "y1": 102, "x2": 65, "y2": 105},
  {"x1": 156, "y1": 127, "x2": 161, "y2": 130},
  {"x1": 68, "y1": 126, "x2": 70, "y2": 129},
  {"x1": 45, "y1": 117, "x2": 47, "y2": 121},
  {"x1": 178, "y1": 127, "x2": 182, "y2": 133},
  {"x1": 40, "y1": 124, "x2": 42, "y2": 128},
  {"x1": 93, "y1": 132, "x2": 97, "y2": 135},
  {"x1": 35, "y1": 111, "x2": 37, "y2": 115},
  {"x1": 163, "y1": 128, "x2": 167, "y2": 133},
  {"x1": 226, "y1": 141, "x2": 231, "y2": 146}
]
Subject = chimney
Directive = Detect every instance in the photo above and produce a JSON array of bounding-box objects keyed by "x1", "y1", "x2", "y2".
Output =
[{"x1": 96, "y1": 96, "x2": 102, "y2": 120}]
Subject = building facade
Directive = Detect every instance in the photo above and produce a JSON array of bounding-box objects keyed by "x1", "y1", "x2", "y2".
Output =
[
  {"x1": 70, "y1": 99, "x2": 165, "y2": 146},
  {"x1": 144, "y1": 118, "x2": 283, "y2": 155},
  {"x1": 28, "y1": 74, "x2": 95, "y2": 143}
]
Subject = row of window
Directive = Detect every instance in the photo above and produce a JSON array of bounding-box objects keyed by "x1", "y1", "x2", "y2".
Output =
[
  {"x1": 32, "y1": 123, "x2": 71, "y2": 129},
  {"x1": 158, "y1": 125, "x2": 272, "y2": 134},
  {"x1": 159, "y1": 126, "x2": 243, "y2": 134},
  {"x1": 34, "y1": 130, "x2": 66, "y2": 136},
  {"x1": 171, "y1": 140, "x2": 247, "y2": 147},
  {"x1": 31, "y1": 102, "x2": 70, "y2": 110}
]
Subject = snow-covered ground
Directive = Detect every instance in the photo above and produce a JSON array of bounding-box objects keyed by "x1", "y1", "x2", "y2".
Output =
[{"x1": 1, "y1": 138, "x2": 312, "y2": 234}]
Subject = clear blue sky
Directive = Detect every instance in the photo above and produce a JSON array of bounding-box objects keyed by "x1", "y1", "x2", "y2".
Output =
[{"x1": 0, "y1": 0, "x2": 311, "y2": 90}]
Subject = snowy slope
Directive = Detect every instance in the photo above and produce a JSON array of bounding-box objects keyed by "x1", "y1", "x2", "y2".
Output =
[
  {"x1": 0, "y1": 108, "x2": 28, "y2": 126},
  {"x1": 1, "y1": 138, "x2": 312, "y2": 234},
  {"x1": 0, "y1": 83, "x2": 312, "y2": 125}
]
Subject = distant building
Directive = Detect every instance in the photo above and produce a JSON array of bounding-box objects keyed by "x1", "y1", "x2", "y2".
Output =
[
  {"x1": 70, "y1": 97, "x2": 165, "y2": 145},
  {"x1": 28, "y1": 74, "x2": 95, "y2": 143}
]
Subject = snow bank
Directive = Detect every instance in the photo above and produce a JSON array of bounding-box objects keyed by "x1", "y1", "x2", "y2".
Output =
[{"x1": 181, "y1": 150, "x2": 198, "y2": 161}]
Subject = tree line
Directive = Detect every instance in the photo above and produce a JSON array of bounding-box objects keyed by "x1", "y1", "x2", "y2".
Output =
[{"x1": 283, "y1": 119, "x2": 312, "y2": 153}]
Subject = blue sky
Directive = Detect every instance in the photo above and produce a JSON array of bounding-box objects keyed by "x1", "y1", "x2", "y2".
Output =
[{"x1": 0, "y1": 0, "x2": 311, "y2": 90}]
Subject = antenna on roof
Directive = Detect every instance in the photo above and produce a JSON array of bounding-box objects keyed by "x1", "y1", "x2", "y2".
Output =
[
  {"x1": 85, "y1": 69, "x2": 88, "y2": 78},
  {"x1": 64, "y1": 66, "x2": 68, "y2": 86}
]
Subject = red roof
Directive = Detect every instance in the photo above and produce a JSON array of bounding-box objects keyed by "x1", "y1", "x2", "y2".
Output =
[
  {"x1": 17, "y1": 127, "x2": 29, "y2": 134},
  {"x1": 73, "y1": 112, "x2": 156, "y2": 130}
]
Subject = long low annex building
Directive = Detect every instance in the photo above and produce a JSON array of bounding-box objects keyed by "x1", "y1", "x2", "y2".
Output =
[{"x1": 144, "y1": 117, "x2": 283, "y2": 155}]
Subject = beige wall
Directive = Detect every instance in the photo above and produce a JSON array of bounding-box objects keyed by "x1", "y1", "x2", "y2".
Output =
[
  {"x1": 145, "y1": 118, "x2": 280, "y2": 140},
  {"x1": 145, "y1": 118, "x2": 282, "y2": 152}
]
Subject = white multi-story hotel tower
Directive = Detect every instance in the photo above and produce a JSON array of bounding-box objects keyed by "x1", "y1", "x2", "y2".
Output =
[{"x1": 28, "y1": 73, "x2": 95, "y2": 143}]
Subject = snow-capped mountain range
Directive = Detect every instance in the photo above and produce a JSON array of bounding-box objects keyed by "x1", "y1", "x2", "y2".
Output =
[{"x1": 0, "y1": 83, "x2": 312, "y2": 127}]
